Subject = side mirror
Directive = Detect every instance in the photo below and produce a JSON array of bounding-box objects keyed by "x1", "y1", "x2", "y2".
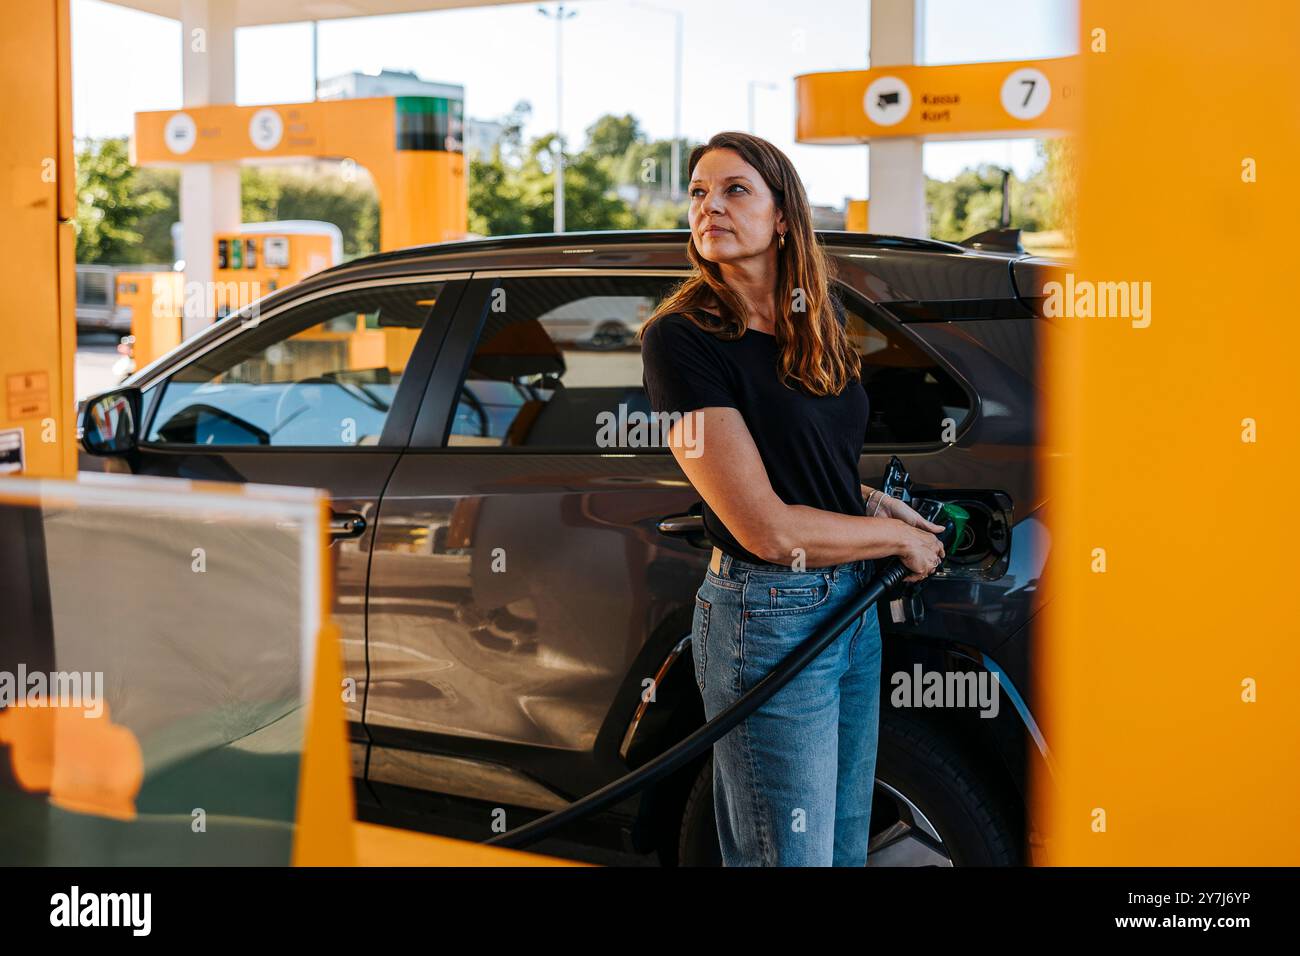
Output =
[{"x1": 80, "y1": 387, "x2": 142, "y2": 456}]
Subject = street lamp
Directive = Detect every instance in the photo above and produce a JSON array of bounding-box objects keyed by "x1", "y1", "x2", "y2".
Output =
[
  {"x1": 538, "y1": 3, "x2": 578, "y2": 232},
  {"x1": 629, "y1": 1, "x2": 684, "y2": 200}
]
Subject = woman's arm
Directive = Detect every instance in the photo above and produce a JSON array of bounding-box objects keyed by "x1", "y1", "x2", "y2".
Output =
[
  {"x1": 861, "y1": 482, "x2": 945, "y2": 533},
  {"x1": 664, "y1": 407, "x2": 945, "y2": 576}
]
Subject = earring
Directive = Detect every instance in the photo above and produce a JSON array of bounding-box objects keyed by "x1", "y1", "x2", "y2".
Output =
[{"x1": 778, "y1": 233, "x2": 785, "y2": 250}]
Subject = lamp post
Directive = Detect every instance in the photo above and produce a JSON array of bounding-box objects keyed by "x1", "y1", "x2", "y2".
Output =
[
  {"x1": 630, "y1": 2, "x2": 684, "y2": 200},
  {"x1": 538, "y1": 3, "x2": 578, "y2": 232}
]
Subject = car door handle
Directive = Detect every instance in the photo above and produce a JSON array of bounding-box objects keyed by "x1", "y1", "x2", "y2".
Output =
[
  {"x1": 329, "y1": 512, "x2": 367, "y2": 540},
  {"x1": 657, "y1": 513, "x2": 704, "y2": 536}
]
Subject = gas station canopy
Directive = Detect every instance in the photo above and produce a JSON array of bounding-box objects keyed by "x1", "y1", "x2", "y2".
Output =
[{"x1": 106, "y1": 0, "x2": 535, "y2": 28}]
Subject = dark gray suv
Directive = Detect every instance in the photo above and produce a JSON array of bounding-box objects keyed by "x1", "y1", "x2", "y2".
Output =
[{"x1": 83, "y1": 228, "x2": 1056, "y2": 866}]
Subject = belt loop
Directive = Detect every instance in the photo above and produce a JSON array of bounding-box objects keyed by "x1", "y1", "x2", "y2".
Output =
[{"x1": 720, "y1": 552, "x2": 732, "y2": 577}]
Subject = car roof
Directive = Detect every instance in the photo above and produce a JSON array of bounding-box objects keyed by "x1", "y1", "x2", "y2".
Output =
[
  {"x1": 126, "y1": 228, "x2": 1033, "y2": 388},
  {"x1": 315, "y1": 228, "x2": 971, "y2": 279}
]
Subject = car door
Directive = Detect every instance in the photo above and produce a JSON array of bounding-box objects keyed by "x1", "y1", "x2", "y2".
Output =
[
  {"x1": 363, "y1": 270, "x2": 708, "y2": 812},
  {"x1": 837, "y1": 280, "x2": 1026, "y2": 648},
  {"x1": 128, "y1": 274, "x2": 467, "y2": 767}
]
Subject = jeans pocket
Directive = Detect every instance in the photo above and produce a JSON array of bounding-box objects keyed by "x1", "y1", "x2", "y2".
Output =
[
  {"x1": 746, "y1": 571, "x2": 835, "y2": 616},
  {"x1": 691, "y1": 594, "x2": 711, "y2": 692}
]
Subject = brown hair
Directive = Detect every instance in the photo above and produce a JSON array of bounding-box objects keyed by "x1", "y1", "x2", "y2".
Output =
[{"x1": 639, "y1": 131, "x2": 860, "y2": 396}]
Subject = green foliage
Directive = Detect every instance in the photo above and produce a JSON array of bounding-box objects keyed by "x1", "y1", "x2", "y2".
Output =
[
  {"x1": 132, "y1": 166, "x2": 180, "y2": 264},
  {"x1": 74, "y1": 137, "x2": 170, "y2": 264},
  {"x1": 585, "y1": 113, "x2": 644, "y2": 163},
  {"x1": 1038, "y1": 138, "x2": 1078, "y2": 245},
  {"x1": 73, "y1": 137, "x2": 381, "y2": 264},
  {"x1": 469, "y1": 104, "x2": 693, "y2": 237},
  {"x1": 470, "y1": 132, "x2": 637, "y2": 234},
  {"x1": 925, "y1": 140, "x2": 1076, "y2": 243},
  {"x1": 79, "y1": 122, "x2": 1081, "y2": 260},
  {"x1": 240, "y1": 168, "x2": 379, "y2": 259}
]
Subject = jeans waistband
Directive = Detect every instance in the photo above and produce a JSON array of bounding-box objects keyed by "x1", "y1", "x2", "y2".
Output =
[{"x1": 719, "y1": 550, "x2": 874, "y2": 578}]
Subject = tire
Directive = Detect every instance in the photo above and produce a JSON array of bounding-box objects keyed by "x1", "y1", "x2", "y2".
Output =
[
  {"x1": 675, "y1": 710, "x2": 1021, "y2": 866},
  {"x1": 677, "y1": 756, "x2": 721, "y2": 866},
  {"x1": 870, "y1": 709, "x2": 1021, "y2": 866}
]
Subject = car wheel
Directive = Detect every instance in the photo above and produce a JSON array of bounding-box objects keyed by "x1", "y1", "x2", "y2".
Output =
[
  {"x1": 675, "y1": 711, "x2": 1021, "y2": 866},
  {"x1": 677, "y1": 756, "x2": 721, "y2": 866},
  {"x1": 868, "y1": 709, "x2": 1021, "y2": 866}
]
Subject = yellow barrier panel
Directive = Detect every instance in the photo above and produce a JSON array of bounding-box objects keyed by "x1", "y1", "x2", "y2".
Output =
[
  {"x1": 0, "y1": 472, "x2": 579, "y2": 866},
  {"x1": 1035, "y1": 0, "x2": 1300, "y2": 864},
  {"x1": 0, "y1": 474, "x2": 329, "y2": 864}
]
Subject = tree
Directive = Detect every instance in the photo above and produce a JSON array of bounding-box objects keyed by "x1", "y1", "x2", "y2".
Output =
[
  {"x1": 133, "y1": 167, "x2": 180, "y2": 263},
  {"x1": 74, "y1": 137, "x2": 170, "y2": 264},
  {"x1": 469, "y1": 107, "x2": 693, "y2": 237},
  {"x1": 470, "y1": 132, "x2": 634, "y2": 234},
  {"x1": 494, "y1": 100, "x2": 534, "y2": 167},
  {"x1": 1037, "y1": 137, "x2": 1078, "y2": 245},
  {"x1": 924, "y1": 150, "x2": 1068, "y2": 243},
  {"x1": 585, "y1": 114, "x2": 645, "y2": 164},
  {"x1": 240, "y1": 167, "x2": 380, "y2": 259}
]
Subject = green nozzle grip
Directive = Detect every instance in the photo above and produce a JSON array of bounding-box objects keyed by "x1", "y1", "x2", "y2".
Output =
[{"x1": 939, "y1": 502, "x2": 970, "y2": 554}]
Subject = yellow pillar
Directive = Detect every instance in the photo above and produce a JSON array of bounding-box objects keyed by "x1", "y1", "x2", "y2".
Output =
[
  {"x1": 0, "y1": 0, "x2": 77, "y2": 478},
  {"x1": 1038, "y1": 0, "x2": 1300, "y2": 864}
]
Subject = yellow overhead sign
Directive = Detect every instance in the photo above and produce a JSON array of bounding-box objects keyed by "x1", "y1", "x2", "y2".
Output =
[
  {"x1": 795, "y1": 56, "x2": 1081, "y2": 143},
  {"x1": 133, "y1": 96, "x2": 468, "y2": 251}
]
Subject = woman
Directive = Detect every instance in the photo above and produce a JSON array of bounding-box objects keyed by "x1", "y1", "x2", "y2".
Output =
[{"x1": 639, "y1": 131, "x2": 946, "y2": 867}]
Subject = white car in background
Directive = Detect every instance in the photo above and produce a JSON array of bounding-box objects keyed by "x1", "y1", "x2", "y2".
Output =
[{"x1": 538, "y1": 294, "x2": 654, "y2": 350}]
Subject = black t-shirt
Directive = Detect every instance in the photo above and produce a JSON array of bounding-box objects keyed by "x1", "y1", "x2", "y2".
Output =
[{"x1": 640, "y1": 302, "x2": 869, "y2": 568}]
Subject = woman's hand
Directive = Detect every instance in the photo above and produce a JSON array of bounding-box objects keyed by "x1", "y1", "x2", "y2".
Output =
[
  {"x1": 895, "y1": 521, "x2": 946, "y2": 583},
  {"x1": 882, "y1": 495, "x2": 946, "y2": 536},
  {"x1": 861, "y1": 483, "x2": 946, "y2": 534},
  {"x1": 863, "y1": 484, "x2": 946, "y2": 582}
]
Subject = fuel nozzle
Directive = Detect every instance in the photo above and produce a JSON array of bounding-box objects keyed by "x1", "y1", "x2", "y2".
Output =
[
  {"x1": 914, "y1": 498, "x2": 969, "y2": 557},
  {"x1": 880, "y1": 454, "x2": 968, "y2": 559},
  {"x1": 877, "y1": 456, "x2": 969, "y2": 616}
]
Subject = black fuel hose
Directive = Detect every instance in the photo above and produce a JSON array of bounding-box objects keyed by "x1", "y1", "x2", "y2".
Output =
[{"x1": 484, "y1": 555, "x2": 913, "y2": 850}]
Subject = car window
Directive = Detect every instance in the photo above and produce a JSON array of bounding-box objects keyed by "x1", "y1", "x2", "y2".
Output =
[
  {"x1": 447, "y1": 275, "x2": 678, "y2": 450},
  {"x1": 842, "y1": 292, "x2": 973, "y2": 445},
  {"x1": 442, "y1": 274, "x2": 969, "y2": 450},
  {"x1": 146, "y1": 281, "x2": 445, "y2": 447}
]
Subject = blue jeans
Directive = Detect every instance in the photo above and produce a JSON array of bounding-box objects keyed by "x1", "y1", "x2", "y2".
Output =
[{"x1": 691, "y1": 551, "x2": 883, "y2": 866}]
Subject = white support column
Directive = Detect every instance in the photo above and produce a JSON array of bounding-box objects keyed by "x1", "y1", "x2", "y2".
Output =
[
  {"x1": 867, "y1": 0, "x2": 928, "y2": 238},
  {"x1": 179, "y1": 0, "x2": 240, "y2": 337}
]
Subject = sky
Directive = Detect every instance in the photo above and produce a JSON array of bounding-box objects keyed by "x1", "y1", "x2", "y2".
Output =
[{"x1": 70, "y1": 0, "x2": 1078, "y2": 208}]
